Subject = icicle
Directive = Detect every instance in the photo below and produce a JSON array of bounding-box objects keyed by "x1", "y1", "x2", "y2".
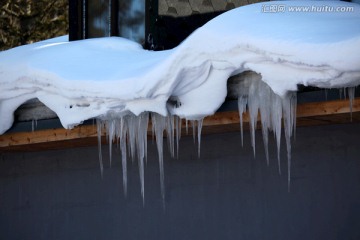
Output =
[
  {"x1": 185, "y1": 120, "x2": 189, "y2": 135},
  {"x1": 151, "y1": 113, "x2": 156, "y2": 145},
  {"x1": 271, "y1": 93, "x2": 283, "y2": 175},
  {"x1": 136, "y1": 113, "x2": 148, "y2": 164},
  {"x1": 282, "y1": 92, "x2": 297, "y2": 191},
  {"x1": 96, "y1": 119, "x2": 104, "y2": 177},
  {"x1": 119, "y1": 117, "x2": 128, "y2": 196},
  {"x1": 175, "y1": 116, "x2": 181, "y2": 158},
  {"x1": 104, "y1": 121, "x2": 109, "y2": 141},
  {"x1": 178, "y1": 118, "x2": 182, "y2": 141},
  {"x1": 138, "y1": 148, "x2": 145, "y2": 205},
  {"x1": 348, "y1": 87, "x2": 355, "y2": 122},
  {"x1": 108, "y1": 119, "x2": 115, "y2": 167},
  {"x1": 191, "y1": 120, "x2": 196, "y2": 143},
  {"x1": 143, "y1": 114, "x2": 149, "y2": 164},
  {"x1": 166, "y1": 115, "x2": 175, "y2": 158},
  {"x1": 258, "y1": 83, "x2": 272, "y2": 166},
  {"x1": 32, "y1": 119, "x2": 35, "y2": 132},
  {"x1": 197, "y1": 119, "x2": 204, "y2": 158},
  {"x1": 127, "y1": 115, "x2": 136, "y2": 162},
  {"x1": 237, "y1": 96, "x2": 247, "y2": 147},
  {"x1": 151, "y1": 113, "x2": 166, "y2": 204},
  {"x1": 248, "y1": 79, "x2": 260, "y2": 157},
  {"x1": 136, "y1": 113, "x2": 149, "y2": 204}
]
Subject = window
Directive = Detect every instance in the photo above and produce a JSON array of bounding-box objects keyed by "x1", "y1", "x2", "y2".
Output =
[{"x1": 69, "y1": 0, "x2": 145, "y2": 43}]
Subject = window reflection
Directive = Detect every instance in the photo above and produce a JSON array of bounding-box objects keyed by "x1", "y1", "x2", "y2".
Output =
[{"x1": 87, "y1": 0, "x2": 145, "y2": 43}]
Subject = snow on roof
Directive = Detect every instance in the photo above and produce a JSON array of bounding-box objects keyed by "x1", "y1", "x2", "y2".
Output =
[{"x1": 1, "y1": 0, "x2": 360, "y2": 134}]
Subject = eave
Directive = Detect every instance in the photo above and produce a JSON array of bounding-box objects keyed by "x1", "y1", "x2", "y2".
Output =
[{"x1": 1, "y1": 89, "x2": 359, "y2": 152}]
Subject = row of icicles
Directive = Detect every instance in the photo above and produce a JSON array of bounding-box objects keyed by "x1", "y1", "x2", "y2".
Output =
[
  {"x1": 97, "y1": 112, "x2": 204, "y2": 204},
  {"x1": 96, "y1": 79, "x2": 356, "y2": 204}
]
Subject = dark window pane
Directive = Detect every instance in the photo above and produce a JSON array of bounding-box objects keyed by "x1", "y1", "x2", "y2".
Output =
[
  {"x1": 87, "y1": 0, "x2": 111, "y2": 38},
  {"x1": 118, "y1": 0, "x2": 145, "y2": 43},
  {"x1": 85, "y1": 0, "x2": 145, "y2": 42}
]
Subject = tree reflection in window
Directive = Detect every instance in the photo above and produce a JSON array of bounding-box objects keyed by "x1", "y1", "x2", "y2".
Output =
[{"x1": 87, "y1": 0, "x2": 145, "y2": 43}]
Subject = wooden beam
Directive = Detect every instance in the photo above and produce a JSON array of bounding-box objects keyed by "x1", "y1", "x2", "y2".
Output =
[
  {"x1": 1, "y1": 98, "x2": 359, "y2": 151},
  {"x1": 297, "y1": 97, "x2": 360, "y2": 118}
]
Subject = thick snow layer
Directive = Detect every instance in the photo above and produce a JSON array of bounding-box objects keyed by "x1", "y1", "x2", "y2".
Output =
[{"x1": 1, "y1": 0, "x2": 360, "y2": 134}]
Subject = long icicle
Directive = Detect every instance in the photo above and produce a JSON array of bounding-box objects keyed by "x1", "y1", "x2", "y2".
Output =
[
  {"x1": 119, "y1": 117, "x2": 128, "y2": 196},
  {"x1": 197, "y1": 118, "x2": 204, "y2": 158},
  {"x1": 191, "y1": 120, "x2": 196, "y2": 144},
  {"x1": 96, "y1": 119, "x2": 104, "y2": 178},
  {"x1": 137, "y1": 113, "x2": 149, "y2": 204},
  {"x1": 152, "y1": 113, "x2": 166, "y2": 205},
  {"x1": 259, "y1": 85, "x2": 271, "y2": 166},
  {"x1": 282, "y1": 93, "x2": 297, "y2": 192},
  {"x1": 108, "y1": 119, "x2": 115, "y2": 167},
  {"x1": 238, "y1": 96, "x2": 248, "y2": 147},
  {"x1": 248, "y1": 79, "x2": 260, "y2": 157},
  {"x1": 175, "y1": 116, "x2": 181, "y2": 158}
]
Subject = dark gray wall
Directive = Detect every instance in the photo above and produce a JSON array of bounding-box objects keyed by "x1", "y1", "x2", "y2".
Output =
[{"x1": 1, "y1": 123, "x2": 360, "y2": 240}]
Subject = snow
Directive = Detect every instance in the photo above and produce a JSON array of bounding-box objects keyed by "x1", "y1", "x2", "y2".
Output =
[{"x1": 1, "y1": 1, "x2": 360, "y2": 195}]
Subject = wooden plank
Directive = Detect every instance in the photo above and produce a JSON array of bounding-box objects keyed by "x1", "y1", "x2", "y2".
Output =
[
  {"x1": 297, "y1": 97, "x2": 360, "y2": 118},
  {"x1": 1, "y1": 98, "x2": 359, "y2": 151}
]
